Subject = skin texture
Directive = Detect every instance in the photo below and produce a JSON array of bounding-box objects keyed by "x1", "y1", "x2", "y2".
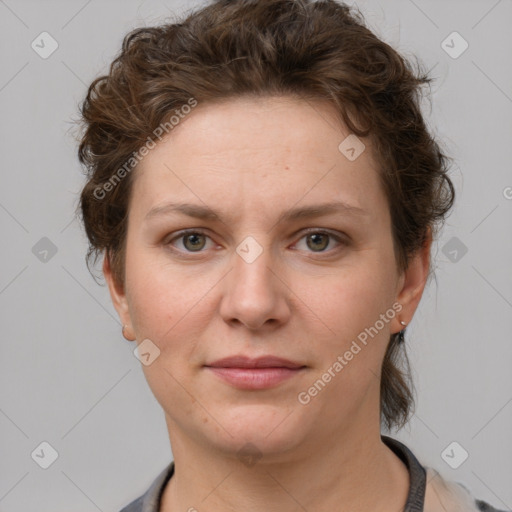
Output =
[{"x1": 104, "y1": 96, "x2": 431, "y2": 512}]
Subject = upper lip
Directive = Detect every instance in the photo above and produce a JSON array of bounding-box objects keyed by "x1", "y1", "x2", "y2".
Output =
[{"x1": 205, "y1": 355, "x2": 305, "y2": 369}]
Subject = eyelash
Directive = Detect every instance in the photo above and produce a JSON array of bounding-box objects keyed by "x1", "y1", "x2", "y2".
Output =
[{"x1": 164, "y1": 228, "x2": 348, "y2": 257}]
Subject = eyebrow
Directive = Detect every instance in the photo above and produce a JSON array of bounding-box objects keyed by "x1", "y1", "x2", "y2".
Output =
[{"x1": 144, "y1": 201, "x2": 369, "y2": 224}]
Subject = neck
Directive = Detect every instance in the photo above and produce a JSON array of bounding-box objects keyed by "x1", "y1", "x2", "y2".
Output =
[{"x1": 160, "y1": 425, "x2": 409, "y2": 512}]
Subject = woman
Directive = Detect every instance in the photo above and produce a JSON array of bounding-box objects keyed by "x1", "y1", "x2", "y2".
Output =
[{"x1": 76, "y1": 1, "x2": 508, "y2": 511}]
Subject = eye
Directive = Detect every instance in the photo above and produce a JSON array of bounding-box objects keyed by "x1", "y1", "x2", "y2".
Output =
[
  {"x1": 166, "y1": 229, "x2": 214, "y2": 253},
  {"x1": 164, "y1": 228, "x2": 347, "y2": 256},
  {"x1": 293, "y1": 229, "x2": 345, "y2": 253}
]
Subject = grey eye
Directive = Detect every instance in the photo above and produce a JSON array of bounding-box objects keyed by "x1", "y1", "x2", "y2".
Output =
[
  {"x1": 182, "y1": 233, "x2": 207, "y2": 251},
  {"x1": 305, "y1": 233, "x2": 330, "y2": 252}
]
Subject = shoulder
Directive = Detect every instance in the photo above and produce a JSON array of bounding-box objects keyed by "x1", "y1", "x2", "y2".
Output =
[
  {"x1": 119, "y1": 496, "x2": 144, "y2": 512},
  {"x1": 382, "y1": 435, "x2": 509, "y2": 512},
  {"x1": 424, "y1": 467, "x2": 509, "y2": 512},
  {"x1": 118, "y1": 461, "x2": 175, "y2": 512}
]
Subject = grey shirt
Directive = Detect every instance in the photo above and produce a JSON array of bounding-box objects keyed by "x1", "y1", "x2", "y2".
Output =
[{"x1": 119, "y1": 435, "x2": 508, "y2": 512}]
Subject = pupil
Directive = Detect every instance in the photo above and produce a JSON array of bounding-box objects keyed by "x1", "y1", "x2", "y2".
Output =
[
  {"x1": 183, "y1": 233, "x2": 329, "y2": 252},
  {"x1": 308, "y1": 233, "x2": 328, "y2": 251},
  {"x1": 185, "y1": 234, "x2": 204, "y2": 251}
]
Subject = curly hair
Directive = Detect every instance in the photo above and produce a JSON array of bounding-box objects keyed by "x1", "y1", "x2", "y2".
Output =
[{"x1": 76, "y1": 0, "x2": 455, "y2": 432}]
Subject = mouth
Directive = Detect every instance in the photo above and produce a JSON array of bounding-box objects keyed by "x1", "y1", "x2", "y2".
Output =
[
  {"x1": 204, "y1": 366, "x2": 306, "y2": 390},
  {"x1": 204, "y1": 355, "x2": 307, "y2": 390}
]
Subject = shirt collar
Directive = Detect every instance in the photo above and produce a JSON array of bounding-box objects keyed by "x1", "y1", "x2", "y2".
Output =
[
  {"x1": 121, "y1": 435, "x2": 426, "y2": 512},
  {"x1": 382, "y1": 435, "x2": 426, "y2": 511}
]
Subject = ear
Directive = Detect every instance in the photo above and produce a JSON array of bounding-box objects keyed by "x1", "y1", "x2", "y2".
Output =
[
  {"x1": 394, "y1": 227, "x2": 432, "y2": 333},
  {"x1": 103, "y1": 252, "x2": 135, "y2": 340}
]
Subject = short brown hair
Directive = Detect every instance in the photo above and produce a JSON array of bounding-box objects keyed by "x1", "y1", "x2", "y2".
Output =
[{"x1": 76, "y1": 0, "x2": 455, "y2": 432}]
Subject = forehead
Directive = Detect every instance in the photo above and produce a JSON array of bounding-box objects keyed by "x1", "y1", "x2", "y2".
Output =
[
  {"x1": 130, "y1": 96, "x2": 385, "y2": 223},
  {"x1": 152, "y1": 95, "x2": 359, "y2": 161}
]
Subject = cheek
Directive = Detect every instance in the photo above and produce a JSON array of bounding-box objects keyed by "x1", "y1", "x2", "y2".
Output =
[
  {"x1": 293, "y1": 249, "x2": 398, "y2": 396},
  {"x1": 124, "y1": 246, "x2": 216, "y2": 360},
  {"x1": 301, "y1": 255, "x2": 396, "y2": 336},
  {"x1": 125, "y1": 223, "x2": 397, "y2": 353},
  {"x1": 124, "y1": 243, "x2": 181, "y2": 342},
  {"x1": 124, "y1": 255, "x2": 205, "y2": 406},
  {"x1": 296, "y1": 259, "x2": 397, "y2": 416}
]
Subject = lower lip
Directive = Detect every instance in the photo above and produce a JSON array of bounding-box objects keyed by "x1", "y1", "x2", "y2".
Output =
[{"x1": 205, "y1": 366, "x2": 305, "y2": 390}]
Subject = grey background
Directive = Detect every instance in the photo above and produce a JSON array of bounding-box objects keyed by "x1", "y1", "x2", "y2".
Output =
[{"x1": 1, "y1": 0, "x2": 511, "y2": 510}]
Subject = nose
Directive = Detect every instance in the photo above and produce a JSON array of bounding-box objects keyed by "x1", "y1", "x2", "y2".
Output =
[{"x1": 219, "y1": 240, "x2": 291, "y2": 331}]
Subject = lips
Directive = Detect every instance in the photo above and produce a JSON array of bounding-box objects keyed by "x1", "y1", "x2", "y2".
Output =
[
  {"x1": 204, "y1": 355, "x2": 307, "y2": 390},
  {"x1": 205, "y1": 355, "x2": 305, "y2": 369}
]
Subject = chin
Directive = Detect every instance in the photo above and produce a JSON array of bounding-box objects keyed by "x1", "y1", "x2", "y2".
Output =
[{"x1": 205, "y1": 404, "x2": 306, "y2": 457}]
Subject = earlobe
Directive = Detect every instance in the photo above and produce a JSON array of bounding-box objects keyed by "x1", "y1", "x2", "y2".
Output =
[
  {"x1": 121, "y1": 324, "x2": 136, "y2": 342},
  {"x1": 103, "y1": 252, "x2": 135, "y2": 339},
  {"x1": 394, "y1": 228, "x2": 432, "y2": 333}
]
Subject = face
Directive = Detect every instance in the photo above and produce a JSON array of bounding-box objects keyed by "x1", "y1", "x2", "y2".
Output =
[{"x1": 105, "y1": 96, "x2": 429, "y2": 461}]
